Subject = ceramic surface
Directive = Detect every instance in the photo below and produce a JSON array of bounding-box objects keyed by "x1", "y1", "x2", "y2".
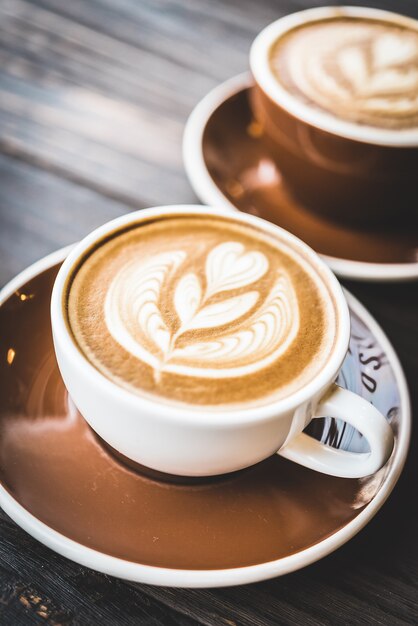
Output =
[
  {"x1": 0, "y1": 249, "x2": 410, "y2": 587},
  {"x1": 51, "y1": 206, "x2": 391, "y2": 479}
]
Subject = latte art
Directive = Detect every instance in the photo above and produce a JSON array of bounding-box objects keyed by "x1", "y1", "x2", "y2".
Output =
[
  {"x1": 270, "y1": 17, "x2": 418, "y2": 130},
  {"x1": 67, "y1": 216, "x2": 337, "y2": 408},
  {"x1": 105, "y1": 242, "x2": 299, "y2": 380}
]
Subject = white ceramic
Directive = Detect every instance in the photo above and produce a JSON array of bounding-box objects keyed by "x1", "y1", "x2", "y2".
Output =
[
  {"x1": 51, "y1": 205, "x2": 393, "y2": 478},
  {"x1": 183, "y1": 73, "x2": 418, "y2": 282},
  {"x1": 0, "y1": 247, "x2": 410, "y2": 587}
]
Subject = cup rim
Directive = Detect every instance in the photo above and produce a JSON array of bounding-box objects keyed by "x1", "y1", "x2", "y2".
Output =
[
  {"x1": 250, "y1": 6, "x2": 418, "y2": 147},
  {"x1": 51, "y1": 204, "x2": 350, "y2": 426}
]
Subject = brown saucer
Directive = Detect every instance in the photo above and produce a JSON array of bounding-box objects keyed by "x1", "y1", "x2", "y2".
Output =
[
  {"x1": 183, "y1": 75, "x2": 418, "y2": 281},
  {"x1": 0, "y1": 255, "x2": 408, "y2": 578}
]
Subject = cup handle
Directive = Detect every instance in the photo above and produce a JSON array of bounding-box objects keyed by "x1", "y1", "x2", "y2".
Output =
[{"x1": 278, "y1": 384, "x2": 394, "y2": 478}]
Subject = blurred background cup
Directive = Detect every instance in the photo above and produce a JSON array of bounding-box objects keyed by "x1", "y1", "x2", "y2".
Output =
[{"x1": 249, "y1": 7, "x2": 418, "y2": 226}]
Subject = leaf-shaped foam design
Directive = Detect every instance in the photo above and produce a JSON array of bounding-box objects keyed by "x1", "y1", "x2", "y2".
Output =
[
  {"x1": 174, "y1": 273, "x2": 201, "y2": 326},
  {"x1": 363, "y1": 72, "x2": 418, "y2": 98},
  {"x1": 205, "y1": 242, "x2": 268, "y2": 298},
  {"x1": 335, "y1": 33, "x2": 418, "y2": 103},
  {"x1": 285, "y1": 23, "x2": 418, "y2": 127},
  {"x1": 169, "y1": 273, "x2": 299, "y2": 378},
  {"x1": 104, "y1": 243, "x2": 299, "y2": 381},
  {"x1": 338, "y1": 47, "x2": 368, "y2": 90},
  {"x1": 105, "y1": 251, "x2": 186, "y2": 367},
  {"x1": 184, "y1": 291, "x2": 259, "y2": 332}
]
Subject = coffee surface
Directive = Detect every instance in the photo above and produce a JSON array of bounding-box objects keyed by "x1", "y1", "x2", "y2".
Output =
[
  {"x1": 270, "y1": 17, "x2": 418, "y2": 130},
  {"x1": 66, "y1": 216, "x2": 337, "y2": 408}
]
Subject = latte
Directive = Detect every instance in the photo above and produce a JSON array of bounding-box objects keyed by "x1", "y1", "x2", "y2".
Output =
[
  {"x1": 269, "y1": 16, "x2": 418, "y2": 130},
  {"x1": 66, "y1": 215, "x2": 337, "y2": 408}
]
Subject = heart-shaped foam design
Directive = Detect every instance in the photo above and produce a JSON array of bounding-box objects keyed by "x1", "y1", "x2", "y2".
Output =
[
  {"x1": 205, "y1": 242, "x2": 268, "y2": 298},
  {"x1": 373, "y1": 33, "x2": 417, "y2": 70}
]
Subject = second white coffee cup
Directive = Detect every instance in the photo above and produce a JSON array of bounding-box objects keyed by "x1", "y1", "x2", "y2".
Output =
[{"x1": 51, "y1": 206, "x2": 394, "y2": 478}]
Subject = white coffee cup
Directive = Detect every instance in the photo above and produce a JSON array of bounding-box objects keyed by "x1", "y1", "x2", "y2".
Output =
[
  {"x1": 249, "y1": 7, "x2": 418, "y2": 226},
  {"x1": 51, "y1": 206, "x2": 394, "y2": 478}
]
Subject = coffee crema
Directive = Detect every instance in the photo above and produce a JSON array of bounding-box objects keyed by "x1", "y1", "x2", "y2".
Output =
[
  {"x1": 269, "y1": 16, "x2": 418, "y2": 130},
  {"x1": 66, "y1": 216, "x2": 337, "y2": 408}
]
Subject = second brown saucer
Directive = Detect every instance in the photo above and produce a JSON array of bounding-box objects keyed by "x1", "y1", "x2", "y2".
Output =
[{"x1": 183, "y1": 74, "x2": 418, "y2": 282}]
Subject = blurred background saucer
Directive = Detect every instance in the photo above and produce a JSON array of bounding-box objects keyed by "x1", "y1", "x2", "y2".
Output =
[{"x1": 183, "y1": 74, "x2": 418, "y2": 282}]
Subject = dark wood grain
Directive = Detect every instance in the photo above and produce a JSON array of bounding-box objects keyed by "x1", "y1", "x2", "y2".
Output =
[
  {"x1": 1, "y1": 1, "x2": 417, "y2": 624},
  {"x1": 0, "y1": 511, "x2": 199, "y2": 626}
]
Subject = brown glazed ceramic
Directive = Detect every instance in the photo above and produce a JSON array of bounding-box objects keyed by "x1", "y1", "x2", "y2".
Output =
[
  {"x1": 202, "y1": 87, "x2": 418, "y2": 265},
  {"x1": 250, "y1": 85, "x2": 418, "y2": 226},
  {"x1": 0, "y1": 262, "x2": 401, "y2": 570}
]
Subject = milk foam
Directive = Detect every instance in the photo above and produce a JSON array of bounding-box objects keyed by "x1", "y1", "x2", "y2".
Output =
[
  {"x1": 270, "y1": 18, "x2": 418, "y2": 130},
  {"x1": 67, "y1": 217, "x2": 337, "y2": 408},
  {"x1": 105, "y1": 242, "x2": 299, "y2": 380}
]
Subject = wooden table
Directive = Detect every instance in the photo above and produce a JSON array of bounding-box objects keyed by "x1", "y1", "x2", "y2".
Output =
[{"x1": 0, "y1": 1, "x2": 417, "y2": 623}]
